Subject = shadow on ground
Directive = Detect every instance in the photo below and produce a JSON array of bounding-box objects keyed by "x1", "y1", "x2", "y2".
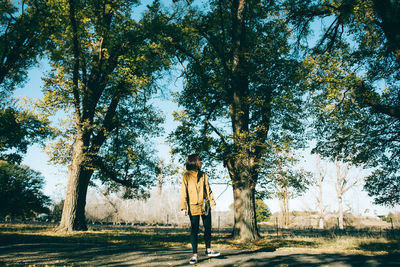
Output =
[
  {"x1": 0, "y1": 226, "x2": 399, "y2": 266},
  {"x1": 1, "y1": 239, "x2": 399, "y2": 267},
  {"x1": 214, "y1": 252, "x2": 400, "y2": 267},
  {"x1": 358, "y1": 239, "x2": 400, "y2": 254}
]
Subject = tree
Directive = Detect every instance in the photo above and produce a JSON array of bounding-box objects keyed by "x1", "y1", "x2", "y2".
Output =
[
  {"x1": 0, "y1": 160, "x2": 50, "y2": 219},
  {"x1": 314, "y1": 154, "x2": 327, "y2": 229},
  {"x1": 156, "y1": 159, "x2": 164, "y2": 195},
  {"x1": 334, "y1": 160, "x2": 358, "y2": 229},
  {"x1": 286, "y1": 0, "x2": 400, "y2": 206},
  {"x1": 255, "y1": 198, "x2": 271, "y2": 222},
  {"x1": 162, "y1": 0, "x2": 307, "y2": 240},
  {"x1": 41, "y1": 0, "x2": 170, "y2": 231},
  {"x1": 0, "y1": 0, "x2": 49, "y2": 93},
  {"x1": 0, "y1": 106, "x2": 51, "y2": 164},
  {"x1": 1, "y1": 0, "x2": 52, "y2": 164},
  {"x1": 50, "y1": 200, "x2": 64, "y2": 222},
  {"x1": 258, "y1": 145, "x2": 310, "y2": 228}
]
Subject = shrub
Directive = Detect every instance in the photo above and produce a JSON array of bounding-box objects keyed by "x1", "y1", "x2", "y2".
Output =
[
  {"x1": 255, "y1": 198, "x2": 271, "y2": 222},
  {"x1": 0, "y1": 161, "x2": 50, "y2": 219}
]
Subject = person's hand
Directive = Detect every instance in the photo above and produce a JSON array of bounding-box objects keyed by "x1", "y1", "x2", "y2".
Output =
[{"x1": 181, "y1": 210, "x2": 187, "y2": 216}]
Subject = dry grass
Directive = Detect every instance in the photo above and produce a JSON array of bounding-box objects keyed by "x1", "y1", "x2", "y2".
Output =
[
  {"x1": 1, "y1": 223, "x2": 399, "y2": 256},
  {"x1": 211, "y1": 232, "x2": 400, "y2": 255}
]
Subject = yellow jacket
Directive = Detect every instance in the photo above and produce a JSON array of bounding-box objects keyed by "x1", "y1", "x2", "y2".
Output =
[{"x1": 180, "y1": 170, "x2": 216, "y2": 216}]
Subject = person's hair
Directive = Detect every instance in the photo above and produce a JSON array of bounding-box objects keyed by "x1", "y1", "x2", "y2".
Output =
[{"x1": 186, "y1": 154, "x2": 201, "y2": 171}]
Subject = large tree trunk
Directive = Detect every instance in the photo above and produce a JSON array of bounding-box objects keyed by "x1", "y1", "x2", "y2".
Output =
[
  {"x1": 58, "y1": 0, "x2": 91, "y2": 232},
  {"x1": 232, "y1": 182, "x2": 259, "y2": 241},
  {"x1": 227, "y1": 149, "x2": 260, "y2": 241},
  {"x1": 59, "y1": 132, "x2": 93, "y2": 231}
]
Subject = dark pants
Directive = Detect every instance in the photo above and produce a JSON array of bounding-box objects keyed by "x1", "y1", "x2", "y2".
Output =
[{"x1": 189, "y1": 213, "x2": 212, "y2": 254}]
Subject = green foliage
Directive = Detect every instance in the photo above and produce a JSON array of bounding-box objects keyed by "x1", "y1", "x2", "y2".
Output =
[
  {"x1": 92, "y1": 101, "x2": 164, "y2": 198},
  {"x1": 0, "y1": 106, "x2": 52, "y2": 164},
  {"x1": 0, "y1": 0, "x2": 53, "y2": 166},
  {"x1": 0, "y1": 160, "x2": 50, "y2": 219},
  {"x1": 162, "y1": 0, "x2": 308, "y2": 185},
  {"x1": 381, "y1": 212, "x2": 400, "y2": 224},
  {"x1": 40, "y1": 0, "x2": 171, "y2": 197},
  {"x1": 287, "y1": 0, "x2": 400, "y2": 205},
  {"x1": 257, "y1": 145, "x2": 311, "y2": 199},
  {"x1": 255, "y1": 198, "x2": 271, "y2": 222},
  {"x1": 50, "y1": 200, "x2": 64, "y2": 221},
  {"x1": 0, "y1": 0, "x2": 49, "y2": 92}
]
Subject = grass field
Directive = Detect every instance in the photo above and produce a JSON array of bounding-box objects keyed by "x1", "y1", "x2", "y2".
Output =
[{"x1": 1, "y1": 223, "x2": 399, "y2": 255}]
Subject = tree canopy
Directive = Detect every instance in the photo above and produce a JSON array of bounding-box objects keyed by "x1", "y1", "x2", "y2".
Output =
[
  {"x1": 155, "y1": 0, "x2": 308, "y2": 240},
  {"x1": 0, "y1": 160, "x2": 50, "y2": 219},
  {"x1": 255, "y1": 198, "x2": 271, "y2": 222},
  {"x1": 0, "y1": 105, "x2": 51, "y2": 164},
  {"x1": 0, "y1": 0, "x2": 49, "y2": 93},
  {"x1": 42, "y1": 0, "x2": 169, "y2": 193},
  {"x1": 286, "y1": 0, "x2": 400, "y2": 205},
  {"x1": 1, "y1": 0, "x2": 52, "y2": 164}
]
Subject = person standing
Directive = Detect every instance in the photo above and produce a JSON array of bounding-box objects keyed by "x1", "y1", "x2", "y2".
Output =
[{"x1": 180, "y1": 154, "x2": 221, "y2": 265}]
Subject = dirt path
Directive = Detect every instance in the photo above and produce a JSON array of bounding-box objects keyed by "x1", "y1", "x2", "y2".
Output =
[{"x1": 1, "y1": 241, "x2": 399, "y2": 266}]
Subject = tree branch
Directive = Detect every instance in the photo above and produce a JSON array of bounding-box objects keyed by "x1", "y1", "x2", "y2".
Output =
[
  {"x1": 89, "y1": 87, "x2": 120, "y2": 154},
  {"x1": 92, "y1": 156, "x2": 139, "y2": 188},
  {"x1": 355, "y1": 81, "x2": 400, "y2": 120},
  {"x1": 205, "y1": 119, "x2": 229, "y2": 147},
  {"x1": 68, "y1": 0, "x2": 82, "y2": 120}
]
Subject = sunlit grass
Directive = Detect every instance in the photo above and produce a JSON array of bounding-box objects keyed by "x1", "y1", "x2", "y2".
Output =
[
  {"x1": 250, "y1": 234, "x2": 400, "y2": 255},
  {"x1": 1, "y1": 223, "x2": 398, "y2": 255}
]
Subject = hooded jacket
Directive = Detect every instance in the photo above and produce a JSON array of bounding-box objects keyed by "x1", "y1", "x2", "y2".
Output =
[{"x1": 180, "y1": 170, "x2": 216, "y2": 216}]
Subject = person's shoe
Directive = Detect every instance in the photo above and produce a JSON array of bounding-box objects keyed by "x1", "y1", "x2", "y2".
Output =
[
  {"x1": 189, "y1": 256, "x2": 198, "y2": 264},
  {"x1": 206, "y1": 249, "x2": 220, "y2": 257}
]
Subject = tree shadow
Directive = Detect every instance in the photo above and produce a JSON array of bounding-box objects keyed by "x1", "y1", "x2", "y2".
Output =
[
  {"x1": 217, "y1": 253, "x2": 400, "y2": 267},
  {"x1": 2, "y1": 224, "x2": 399, "y2": 266},
  {"x1": 357, "y1": 239, "x2": 400, "y2": 254},
  {"x1": 0, "y1": 231, "x2": 192, "y2": 266},
  {"x1": 0, "y1": 229, "x2": 191, "y2": 247}
]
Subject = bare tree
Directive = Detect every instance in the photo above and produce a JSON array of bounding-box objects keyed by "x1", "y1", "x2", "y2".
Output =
[
  {"x1": 271, "y1": 148, "x2": 310, "y2": 229},
  {"x1": 315, "y1": 155, "x2": 327, "y2": 229},
  {"x1": 334, "y1": 160, "x2": 358, "y2": 229},
  {"x1": 278, "y1": 184, "x2": 290, "y2": 229},
  {"x1": 97, "y1": 188, "x2": 123, "y2": 224}
]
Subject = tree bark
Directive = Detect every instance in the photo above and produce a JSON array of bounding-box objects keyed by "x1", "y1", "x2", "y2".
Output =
[
  {"x1": 280, "y1": 187, "x2": 289, "y2": 229},
  {"x1": 335, "y1": 160, "x2": 355, "y2": 230},
  {"x1": 58, "y1": 130, "x2": 93, "y2": 231},
  {"x1": 338, "y1": 194, "x2": 344, "y2": 230},
  {"x1": 232, "y1": 181, "x2": 259, "y2": 241},
  {"x1": 157, "y1": 159, "x2": 164, "y2": 195}
]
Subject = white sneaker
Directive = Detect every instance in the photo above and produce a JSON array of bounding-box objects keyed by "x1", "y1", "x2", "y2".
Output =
[
  {"x1": 189, "y1": 256, "x2": 198, "y2": 264},
  {"x1": 206, "y1": 249, "x2": 220, "y2": 257}
]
